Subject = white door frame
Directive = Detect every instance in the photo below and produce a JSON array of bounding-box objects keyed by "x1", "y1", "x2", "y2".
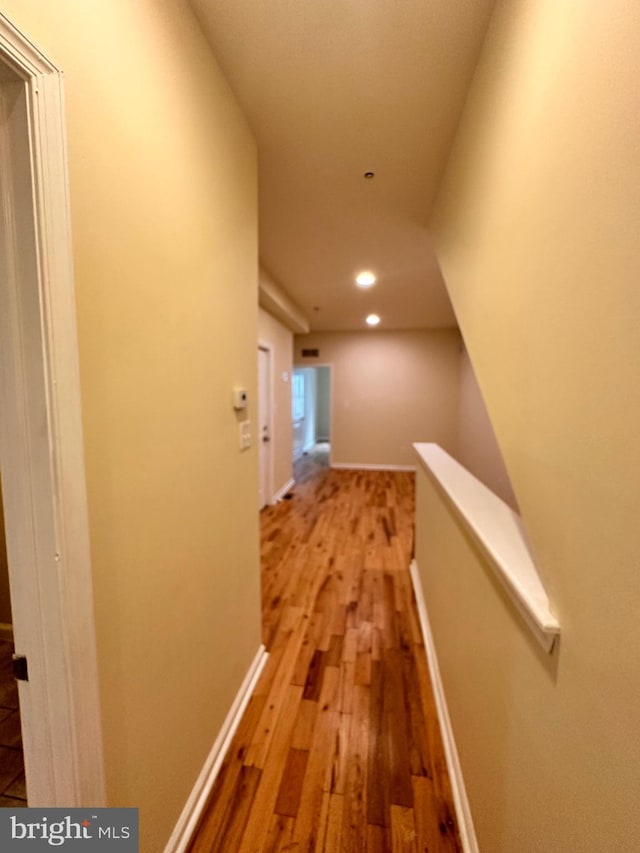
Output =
[
  {"x1": 258, "y1": 341, "x2": 274, "y2": 507},
  {"x1": 0, "y1": 13, "x2": 105, "y2": 806}
]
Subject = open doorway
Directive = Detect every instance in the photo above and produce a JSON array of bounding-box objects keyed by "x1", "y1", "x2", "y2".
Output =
[
  {"x1": 0, "y1": 484, "x2": 25, "y2": 806},
  {"x1": 0, "y1": 14, "x2": 104, "y2": 806},
  {"x1": 258, "y1": 344, "x2": 273, "y2": 509},
  {"x1": 292, "y1": 366, "x2": 332, "y2": 466}
]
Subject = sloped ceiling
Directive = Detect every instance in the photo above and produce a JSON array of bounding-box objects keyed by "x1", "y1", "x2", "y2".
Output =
[{"x1": 190, "y1": 0, "x2": 495, "y2": 330}]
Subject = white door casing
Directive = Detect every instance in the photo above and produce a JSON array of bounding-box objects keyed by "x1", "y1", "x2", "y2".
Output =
[
  {"x1": 258, "y1": 344, "x2": 272, "y2": 508},
  {"x1": 0, "y1": 14, "x2": 105, "y2": 806},
  {"x1": 291, "y1": 368, "x2": 307, "y2": 461}
]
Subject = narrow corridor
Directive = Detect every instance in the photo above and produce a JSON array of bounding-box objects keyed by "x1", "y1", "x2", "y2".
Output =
[{"x1": 190, "y1": 450, "x2": 460, "y2": 851}]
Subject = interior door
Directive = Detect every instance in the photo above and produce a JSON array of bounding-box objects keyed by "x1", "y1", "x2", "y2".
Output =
[{"x1": 258, "y1": 346, "x2": 271, "y2": 508}]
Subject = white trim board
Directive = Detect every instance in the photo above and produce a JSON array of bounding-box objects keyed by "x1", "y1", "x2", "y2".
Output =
[
  {"x1": 409, "y1": 560, "x2": 479, "y2": 853},
  {"x1": 331, "y1": 462, "x2": 416, "y2": 472},
  {"x1": 413, "y1": 443, "x2": 559, "y2": 653},
  {"x1": 164, "y1": 644, "x2": 269, "y2": 853},
  {"x1": 272, "y1": 478, "x2": 295, "y2": 504}
]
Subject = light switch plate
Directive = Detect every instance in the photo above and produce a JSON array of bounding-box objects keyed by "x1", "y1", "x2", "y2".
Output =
[{"x1": 239, "y1": 420, "x2": 251, "y2": 450}]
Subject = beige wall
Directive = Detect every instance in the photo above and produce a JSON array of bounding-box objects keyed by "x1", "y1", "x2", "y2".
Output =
[
  {"x1": 415, "y1": 470, "x2": 563, "y2": 852},
  {"x1": 429, "y1": 0, "x2": 640, "y2": 849},
  {"x1": 295, "y1": 330, "x2": 460, "y2": 467},
  {"x1": 259, "y1": 307, "x2": 294, "y2": 497},
  {"x1": 0, "y1": 1, "x2": 261, "y2": 849},
  {"x1": 457, "y1": 346, "x2": 518, "y2": 509}
]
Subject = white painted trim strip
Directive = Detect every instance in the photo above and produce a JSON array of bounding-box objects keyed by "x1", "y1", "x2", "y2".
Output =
[
  {"x1": 164, "y1": 645, "x2": 269, "y2": 853},
  {"x1": 271, "y1": 478, "x2": 295, "y2": 504},
  {"x1": 331, "y1": 462, "x2": 416, "y2": 472},
  {"x1": 413, "y1": 443, "x2": 559, "y2": 652},
  {"x1": 410, "y1": 560, "x2": 479, "y2": 853}
]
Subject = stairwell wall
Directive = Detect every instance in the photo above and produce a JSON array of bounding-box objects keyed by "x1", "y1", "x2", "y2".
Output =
[{"x1": 426, "y1": 0, "x2": 640, "y2": 849}]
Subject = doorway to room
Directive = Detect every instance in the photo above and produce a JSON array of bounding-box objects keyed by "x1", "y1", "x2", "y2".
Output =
[
  {"x1": 0, "y1": 52, "x2": 40, "y2": 810},
  {"x1": 258, "y1": 344, "x2": 273, "y2": 509},
  {"x1": 0, "y1": 483, "x2": 25, "y2": 806},
  {"x1": 0, "y1": 15, "x2": 104, "y2": 806},
  {"x1": 292, "y1": 365, "x2": 332, "y2": 463}
]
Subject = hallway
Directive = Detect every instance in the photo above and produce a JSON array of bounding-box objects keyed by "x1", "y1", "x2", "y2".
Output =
[{"x1": 189, "y1": 451, "x2": 461, "y2": 851}]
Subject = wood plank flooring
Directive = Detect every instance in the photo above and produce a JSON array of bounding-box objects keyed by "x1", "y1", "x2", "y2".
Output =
[{"x1": 189, "y1": 447, "x2": 461, "y2": 852}]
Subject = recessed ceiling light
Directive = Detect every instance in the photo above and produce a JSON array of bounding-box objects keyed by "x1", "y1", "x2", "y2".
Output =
[
  {"x1": 355, "y1": 271, "x2": 376, "y2": 288},
  {"x1": 366, "y1": 314, "x2": 381, "y2": 326}
]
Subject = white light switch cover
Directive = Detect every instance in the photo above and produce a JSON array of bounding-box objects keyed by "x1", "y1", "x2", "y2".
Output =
[{"x1": 239, "y1": 420, "x2": 251, "y2": 450}]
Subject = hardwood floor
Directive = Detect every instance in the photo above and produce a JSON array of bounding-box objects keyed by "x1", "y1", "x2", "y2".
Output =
[{"x1": 189, "y1": 448, "x2": 461, "y2": 852}]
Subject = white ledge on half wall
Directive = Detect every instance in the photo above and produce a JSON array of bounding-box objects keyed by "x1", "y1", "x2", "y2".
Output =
[{"x1": 413, "y1": 442, "x2": 560, "y2": 653}]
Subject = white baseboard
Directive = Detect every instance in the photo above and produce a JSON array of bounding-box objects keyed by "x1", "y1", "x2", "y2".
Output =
[
  {"x1": 0, "y1": 623, "x2": 13, "y2": 642},
  {"x1": 409, "y1": 560, "x2": 479, "y2": 853},
  {"x1": 164, "y1": 644, "x2": 269, "y2": 853},
  {"x1": 331, "y1": 462, "x2": 416, "y2": 472},
  {"x1": 271, "y1": 478, "x2": 295, "y2": 504}
]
